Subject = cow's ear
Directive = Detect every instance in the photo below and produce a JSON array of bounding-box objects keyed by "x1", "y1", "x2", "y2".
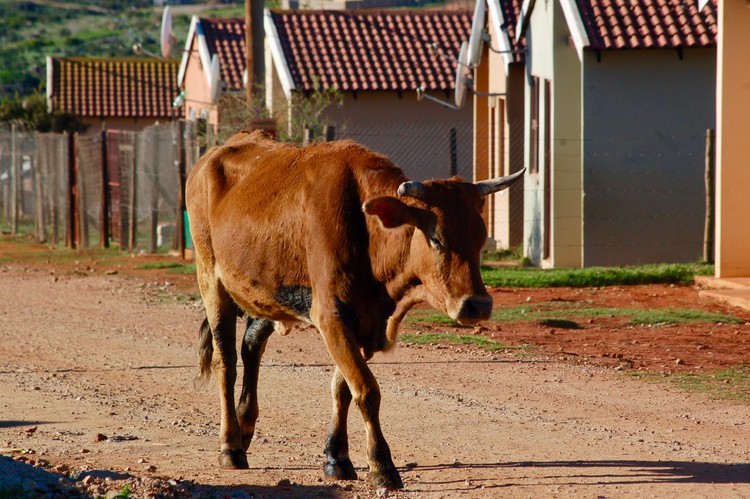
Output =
[{"x1": 362, "y1": 196, "x2": 419, "y2": 229}]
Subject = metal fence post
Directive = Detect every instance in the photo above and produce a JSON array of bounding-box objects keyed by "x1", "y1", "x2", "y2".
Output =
[
  {"x1": 10, "y1": 123, "x2": 18, "y2": 235},
  {"x1": 449, "y1": 127, "x2": 457, "y2": 177}
]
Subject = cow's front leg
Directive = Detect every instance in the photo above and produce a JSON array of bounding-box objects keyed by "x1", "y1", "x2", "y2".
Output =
[
  {"x1": 209, "y1": 306, "x2": 247, "y2": 468},
  {"x1": 324, "y1": 366, "x2": 357, "y2": 480},
  {"x1": 314, "y1": 308, "x2": 403, "y2": 490},
  {"x1": 237, "y1": 317, "x2": 274, "y2": 450}
]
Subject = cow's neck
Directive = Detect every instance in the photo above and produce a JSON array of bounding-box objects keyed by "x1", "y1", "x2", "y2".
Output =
[{"x1": 367, "y1": 219, "x2": 424, "y2": 349}]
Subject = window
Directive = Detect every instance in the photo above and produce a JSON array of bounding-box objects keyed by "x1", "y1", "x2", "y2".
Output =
[{"x1": 530, "y1": 76, "x2": 539, "y2": 175}]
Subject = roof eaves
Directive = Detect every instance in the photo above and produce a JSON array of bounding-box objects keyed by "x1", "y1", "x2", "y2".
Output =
[
  {"x1": 515, "y1": 0, "x2": 535, "y2": 43},
  {"x1": 179, "y1": 16, "x2": 215, "y2": 91},
  {"x1": 195, "y1": 19, "x2": 215, "y2": 91},
  {"x1": 177, "y1": 15, "x2": 199, "y2": 86},
  {"x1": 559, "y1": 0, "x2": 589, "y2": 60},
  {"x1": 488, "y1": 0, "x2": 514, "y2": 74},
  {"x1": 264, "y1": 9, "x2": 295, "y2": 100}
]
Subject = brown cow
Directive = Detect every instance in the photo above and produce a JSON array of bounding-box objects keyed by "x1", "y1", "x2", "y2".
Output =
[{"x1": 185, "y1": 130, "x2": 524, "y2": 490}]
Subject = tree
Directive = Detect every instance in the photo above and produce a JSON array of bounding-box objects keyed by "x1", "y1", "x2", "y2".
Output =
[{"x1": 0, "y1": 90, "x2": 88, "y2": 133}]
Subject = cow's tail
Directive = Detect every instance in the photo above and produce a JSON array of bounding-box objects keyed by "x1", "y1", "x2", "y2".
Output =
[
  {"x1": 194, "y1": 317, "x2": 214, "y2": 387},
  {"x1": 383, "y1": 316, "x2": 400, "y2": 352}
]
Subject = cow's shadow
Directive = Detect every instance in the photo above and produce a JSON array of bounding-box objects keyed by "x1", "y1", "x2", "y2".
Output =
[{"x1": 402, "y1": 459, "x2": 750, "y2": 491}]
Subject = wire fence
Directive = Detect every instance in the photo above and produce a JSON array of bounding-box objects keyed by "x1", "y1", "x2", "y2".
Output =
[
  {"x1": 0, "y1": 117, "x2": 485, "y2": 255},
  {"x1": 0, "y1": 121, "x2": 202, "y2": 254}
]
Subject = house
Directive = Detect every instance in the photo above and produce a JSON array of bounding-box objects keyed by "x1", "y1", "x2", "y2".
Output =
[
  {"x1": 713, "y1": 0, "x2": 750, "y2": 279},
  {"x1": 178, "y1": 9, "x2": 475, "y2": 181},
  {"x1": 514, "y1": 0, "x2": 717, "y2": 268},
  {"x1": 46, "y1": 57, "x2": 180, "y2": 133},
  {"x1": 471, "y1": 0, "x2": 525, "y2": 251}
]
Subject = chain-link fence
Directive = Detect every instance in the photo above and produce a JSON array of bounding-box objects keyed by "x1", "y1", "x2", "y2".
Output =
[{"x1": 336, "y1": 120, "x2": 474, "y2": 182}]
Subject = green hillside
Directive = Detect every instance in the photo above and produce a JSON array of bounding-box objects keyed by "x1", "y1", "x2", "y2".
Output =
[{"x1": 0, "y1": 1, "x2": 245, "y2": 98}]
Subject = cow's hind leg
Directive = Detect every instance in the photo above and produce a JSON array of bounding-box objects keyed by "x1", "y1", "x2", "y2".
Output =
[
  {"x1": 237, "y1": 316, "x2": 274, "y2": 450},
  {"x1": 198, "y1": 280, "x2": 247, "y2": 469},
  {"x1": 323, "y1": 366, "x2": 357, "y2": 480}
]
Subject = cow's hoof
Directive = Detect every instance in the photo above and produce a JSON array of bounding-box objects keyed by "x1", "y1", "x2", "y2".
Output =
[
  {"x1": 219, "y1": 449, "x2": 249, "y2": 469},
  {"x1": 368, "y1": 468, "x2": 403, "y2": 490},
  {"x1": 324, "y1": 459, "x2": 358, "y2": 480}
]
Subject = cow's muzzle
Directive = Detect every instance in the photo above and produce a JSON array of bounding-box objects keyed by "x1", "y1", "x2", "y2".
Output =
[{"x1": 455, "y1": 295, "x2": 493, "y2": 324}]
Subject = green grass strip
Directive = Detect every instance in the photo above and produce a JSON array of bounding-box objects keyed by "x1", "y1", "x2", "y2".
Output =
[
  {"x1": 133, "y1": 262, "x2": 196, "y2": 274},
  {"x1": 481, "y1": 263, "x2": 713, "y2": 288}
]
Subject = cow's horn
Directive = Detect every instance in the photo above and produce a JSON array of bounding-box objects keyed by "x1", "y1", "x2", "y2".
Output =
[
  {"x1": 397, "y1": 181, "x2": 427, "y2": 200},
  {"x1": 475, "y1": 167, "x2": 526, "y2": 197}
]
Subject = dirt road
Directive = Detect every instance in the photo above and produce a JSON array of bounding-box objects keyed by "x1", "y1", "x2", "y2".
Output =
[{"x1": 2, "y1": 263, "x2": 750, "y2": 498}]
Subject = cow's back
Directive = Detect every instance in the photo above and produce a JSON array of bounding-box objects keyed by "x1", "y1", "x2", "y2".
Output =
[{"x1": 186, "y1": 130, "x2": 405, "y2": 322}]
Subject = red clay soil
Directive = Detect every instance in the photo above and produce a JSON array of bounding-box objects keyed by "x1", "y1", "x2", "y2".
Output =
[{"x1": 472, "y1": 284, "x2": 750, "y2": 374}]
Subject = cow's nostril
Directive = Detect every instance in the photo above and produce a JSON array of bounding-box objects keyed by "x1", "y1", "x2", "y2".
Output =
[{"x1": 457, "y1": 296, "x2": 493, "y2": 322}]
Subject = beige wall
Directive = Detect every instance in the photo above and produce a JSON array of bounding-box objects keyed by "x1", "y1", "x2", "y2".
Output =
[{"x1": 716, "y1": 0, "x2": 750, "y2": 277}]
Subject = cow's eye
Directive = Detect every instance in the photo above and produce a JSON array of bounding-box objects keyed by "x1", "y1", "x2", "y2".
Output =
[{"x1": 429, "y1": 236, "x2": 445, "y2": 251}]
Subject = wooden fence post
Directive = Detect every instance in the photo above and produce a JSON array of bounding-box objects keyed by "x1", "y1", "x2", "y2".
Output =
[
  {"x1": 100, "y1": 130, "x2": 110, "y2": 248},
  {"x1": 50, "y1": 137, "x2": 60, "y2": 245},
  {"x1": 128, "y1": 135, "x2": 138, "y2": 252},
  {"x1": 302, "y1": 126, "x2": 313, "y2": 146},
  {"x1": 78, "y1": 137, "x2": 89, "y2": 249},
  {"x1": 66, "y1": 131, "x2": 77, "y2": 249},
  {"x1": 149, "y1": 134, "x2": 159, "y2": 254},
  {"x1": 324, "y1": 125, "x2": 335, "y2": 142},
  {"x1": 33, "y1": 133, "x2": 45, "y2": 243},
  {"x1": 704, "y1": 128, "x2": 715, "y2": 264},
  {"x1": 176, "y1": 121, "x2": 187, "y2": 258}
]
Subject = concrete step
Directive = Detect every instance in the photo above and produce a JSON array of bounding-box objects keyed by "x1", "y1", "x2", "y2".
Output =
[{"x1": 695, "y1": 276, "x2": 750, "y2": 312}]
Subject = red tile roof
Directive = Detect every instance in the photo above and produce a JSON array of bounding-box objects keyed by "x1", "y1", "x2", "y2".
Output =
[
  {"x1": 197, "y1": 18, "x2": 246, "y2": 91},
  {"x1": 279, "y1": 10, "x2": 474, "y2": 92},
  {"x1": 200, "y1": 12, "x2": 478, "y2": 93},
  {"x1": 269, "y1": 9, "x2": 471, "y2": 92},
  {"x1": 50, "y1": 57, "x2": 179, "y2": 118},
  {"x1": 497, "y1": 0, "x2": 525, "y2": 63},
  {"x1": 575, "y1": 0, "x2": 717, "y2": 50}
]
